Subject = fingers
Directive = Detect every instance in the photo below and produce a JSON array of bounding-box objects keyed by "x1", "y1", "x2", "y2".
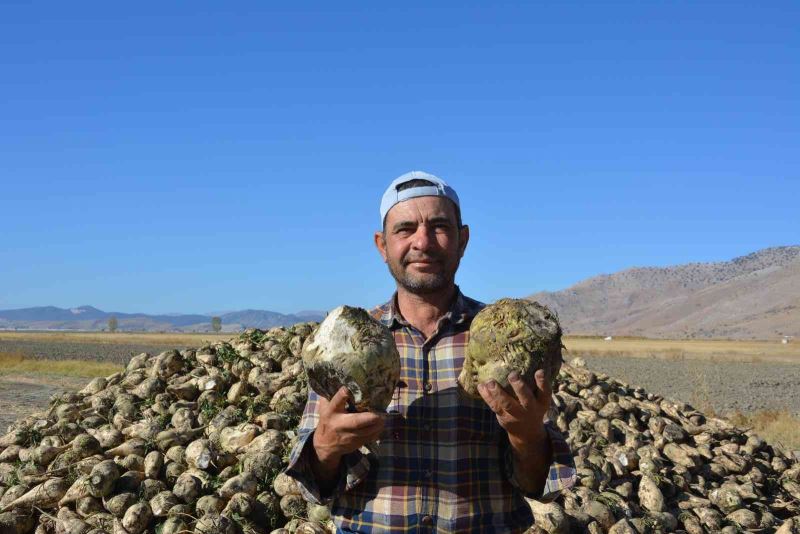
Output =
[
  {"x1": 478, "y1": 380, "x2": 519, "y2": 417},
  {"x1": 337, "y1": 411, "x2": 386, "y2": 431},
  {"x1": 322, "y1": 388, "x2": 386, "y2": 431},
  {"x1": 315, "y1": 388, "x2": 387, "y2": 457},
  {"x1": 478, "y1": 371, "x2": 553, "y2": 445},
  {"x1": 477, "y1": 381, "x2": 498, "y2": 411},
  {"x1": 534, "y1": 369, "x2": 552, "y2": 405},
  {"x1": 339, "y1": 417, "x2": 384, "y2": 444},
  {"x1": 479, "y1": 371, "x2": 550, "y2": 417},
  {"x1": 508, "y1": 372, "x2": 535, "y2": 410},
  {"x1": 327, "y1": 386, "x2": 353, "y2": 413},
  {"x1": 316, "y1": 414, "x2": 384, "y2": 454}
]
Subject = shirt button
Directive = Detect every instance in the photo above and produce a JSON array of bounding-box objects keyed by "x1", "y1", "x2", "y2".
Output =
[
  {"x1": 423, "y1": 381, "x2": 433, "y2": 392},
  {"x1": 420, "y1": 515, "x2": 433, "y2": 527},
  {"x1": 423, "y1": 469, "x2": 432, "y2": 479},
  {"x1": 423, "y1": 423, "x2": 431, "y2": 432}
]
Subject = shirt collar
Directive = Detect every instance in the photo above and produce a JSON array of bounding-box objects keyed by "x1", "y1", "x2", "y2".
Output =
[{"x1": 376, "y1": 286, "x2": 482, "y2": 330}]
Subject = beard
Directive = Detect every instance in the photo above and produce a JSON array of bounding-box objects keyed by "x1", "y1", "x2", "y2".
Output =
[{"x1": 386, "y1": 254, "x2": 459, "y2": 295}]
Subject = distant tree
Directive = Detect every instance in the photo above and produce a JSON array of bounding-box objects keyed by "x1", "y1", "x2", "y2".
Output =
[
  {"x1": 211, "y1": 316, "x2": 222, "y2": 332},
  {"x1": 108, "y1": 316, "x2": 118, "y2": 333}
]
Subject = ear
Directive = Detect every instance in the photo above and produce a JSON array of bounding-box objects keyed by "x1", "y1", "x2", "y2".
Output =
[
  {"x1": 374, "y1": 231, "x2": 388, "y2": 263},
  {"x1": 458, "y1": 225, "x2": 470, "y2": 258}
]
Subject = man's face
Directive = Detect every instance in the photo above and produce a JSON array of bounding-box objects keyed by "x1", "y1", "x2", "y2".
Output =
[{"x1": 374, "y1": 196, "x2": 469, "y2": 295}]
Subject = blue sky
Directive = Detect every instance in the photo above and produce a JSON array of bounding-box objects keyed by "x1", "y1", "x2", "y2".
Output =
[{"x1": 1, "y1": 2, "x2": 798, "y2": 314}]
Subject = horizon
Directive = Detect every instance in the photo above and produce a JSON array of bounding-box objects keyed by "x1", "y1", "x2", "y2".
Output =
[
  {"x1": 2, "y1": 3, "x2": 798, "y2": 314},
  {"x1": 2, "y1": 243, "x2": 797, "y2": 316}
]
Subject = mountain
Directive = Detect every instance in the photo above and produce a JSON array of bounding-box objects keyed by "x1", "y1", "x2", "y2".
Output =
[
  {"x1": 0, "y1": 305, "x2": 106, "y2": 322},
  {"x1": 5, "y1": 246, "x2": 796, "y2": 338},
  {"x1": 0, "y1": 306, "x2": 326, "y2": 332},
  {"x1": 528, "y1": 246, "x2": 800, "y2": 340},
  {"x1": 218, "y1": 310, "x2": 326, "y2": 330}
]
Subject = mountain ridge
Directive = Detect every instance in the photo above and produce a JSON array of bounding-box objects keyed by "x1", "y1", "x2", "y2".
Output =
[
  {"x1": 5, "y1": 246, "x2": 797, "y2": 338},
  {"x1": 0, "y1": 305, "x2": 326, "y2": 333},
  {"x1": 528, "y1": 245, "x2": 800, "y2": 340}
]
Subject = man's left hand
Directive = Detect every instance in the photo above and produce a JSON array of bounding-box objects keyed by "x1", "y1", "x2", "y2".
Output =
[
  {"x1": 478, "y1": 369, "x2": 553, "y2": 495},
  {"x1": 477, "y1": 369, "x2": 551, "y2": 452}
]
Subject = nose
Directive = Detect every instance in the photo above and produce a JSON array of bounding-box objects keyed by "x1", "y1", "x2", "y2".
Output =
[{"x1": 410, "y1": 224, "x2": 434, "y2": 251}]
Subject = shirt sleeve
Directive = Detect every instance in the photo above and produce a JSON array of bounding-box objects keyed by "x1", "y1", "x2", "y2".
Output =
[
  {"x1": 282, "y1": 389, "x2": 374, "y2": 505},
  {"x1": 502, "y1": 420, "x2": 577, "y2": 502}
]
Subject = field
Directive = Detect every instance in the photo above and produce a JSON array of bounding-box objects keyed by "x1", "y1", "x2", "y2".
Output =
[
  {"x1": 563, "y1": 335, "x2": 800, "y2": 364},
  {"x1": 0, "y1": 331, "x2": 233, "y2": 432},
  {"x1": 1, "y1": 331, "x2": 798, "y2": 450},
  {"x1": 4, "y1": 331, "x2": 796, "y2": 364},
  {"x1": 0, "y1": 330, "x2": 232, "y2": 365},
  {"x1": 0, "y1": 330, "x2": 232, "y2": 351}
]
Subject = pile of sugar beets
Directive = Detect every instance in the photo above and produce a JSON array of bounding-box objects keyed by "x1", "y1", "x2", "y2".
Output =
[{"x1": 1, "y1": 306, "x2": 799, "y2": 534}]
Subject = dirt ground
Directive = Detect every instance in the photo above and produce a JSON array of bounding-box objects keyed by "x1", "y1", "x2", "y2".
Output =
[
  {"x1": 0, "y1": 374, "x2": 89, "y2": 432},
  {"x1": 0, "y1": 338, "x2": 187, "y2": 364},
  {"x1": 579, "y1": 355, "x2": 800, "y2": 416}
]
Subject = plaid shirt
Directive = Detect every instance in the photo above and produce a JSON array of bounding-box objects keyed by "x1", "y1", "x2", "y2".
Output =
[{"x1": 285, "y1": 289, "x2": 576, "y2": 533}]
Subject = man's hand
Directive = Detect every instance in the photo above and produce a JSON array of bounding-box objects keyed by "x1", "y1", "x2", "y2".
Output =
[
  {"x1": 478, "y1": 369, "x2": 553, "y2": 495},
  {"x1": 477, "y1": 369, "x2": 551, "y2": 447},
  {"x1": 311, "y1": 387, "x2": 386, "y2": 492}
]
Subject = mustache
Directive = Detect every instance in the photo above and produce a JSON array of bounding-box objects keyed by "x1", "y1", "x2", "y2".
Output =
[{"x1": 403, "y1": 255, "x2": 442, "y2": 265}]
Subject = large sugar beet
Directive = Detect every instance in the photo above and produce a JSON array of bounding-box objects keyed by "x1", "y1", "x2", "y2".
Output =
[
  {"x1": 458, "y1": 298, "x2": 562, "y2": 399},
  {"x1": 301, "y1": 305, "x2": 400, "y2": 412}
]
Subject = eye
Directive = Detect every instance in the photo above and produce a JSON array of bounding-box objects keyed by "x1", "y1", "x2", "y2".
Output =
[{"x1": 434, "y1": 223, "x2": 452, "y2": 233}]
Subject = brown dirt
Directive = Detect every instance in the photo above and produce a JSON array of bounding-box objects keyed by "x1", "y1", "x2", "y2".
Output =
[
  {"x1": 0, "y1": 338, "x2": 185, "y2": 365},
  {"x1": 579, "y1": 354, "x2": 800, "y2": 415}
]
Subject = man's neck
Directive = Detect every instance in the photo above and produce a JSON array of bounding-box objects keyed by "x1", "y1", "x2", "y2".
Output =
[{"x1": 395, "y1": 285, "x2": 457, "y2": 339}]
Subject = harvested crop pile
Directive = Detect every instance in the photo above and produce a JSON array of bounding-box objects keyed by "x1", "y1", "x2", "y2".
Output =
[
  {"x1": 0, "y1": 324, "x2": 798, "y2": 534},
  {"x1": 0, "y1": 325, "x2": 325, "y2": 534},
  {"x1": 543, "y1": 361, "x2": 800, "y2": 533}
]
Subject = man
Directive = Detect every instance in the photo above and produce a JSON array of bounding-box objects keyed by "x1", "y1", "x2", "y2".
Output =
[{"x1": 285, "y1": 171, "x2": 575, "y2": 533}]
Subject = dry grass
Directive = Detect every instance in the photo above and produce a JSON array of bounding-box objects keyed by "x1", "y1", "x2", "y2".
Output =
[
  {"x1": 0, "y1": 351, "x2": 123, "y2": 378},
  {"x1": 564, "y1": 335, "x2": 800, "y2": 364},
  {"x1": 0, "y1": 330, "x2": 233, "y2": 346},
  {"x1": 727, "y1": 410, "x2": 800, "y2": 451}
]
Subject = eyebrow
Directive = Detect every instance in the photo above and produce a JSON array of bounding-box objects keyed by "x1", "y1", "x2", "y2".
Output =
[
  {"x1": 391, "y1": 220, "x2": 416, "y2": 232},
  {"x1": 391, "y1": 215, "x2": 453, "y2": 233}
]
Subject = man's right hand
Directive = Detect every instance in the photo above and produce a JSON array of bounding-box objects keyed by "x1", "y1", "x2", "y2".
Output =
[{"x1": 311, "y1": 387, "x2": 386, "y2": 490}]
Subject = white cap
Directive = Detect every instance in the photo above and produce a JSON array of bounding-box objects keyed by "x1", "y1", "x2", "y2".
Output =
[{"x1": 380, "y1": 171, "x2": 460, "y2": 225}]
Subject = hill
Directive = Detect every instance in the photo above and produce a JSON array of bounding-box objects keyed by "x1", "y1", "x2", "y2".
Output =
[
  {"x1": 0, "y1": 305, "x2": 325, "y2": 332},
  {"x1": 528, "y1": 245, "x2": 800, "y2": 339}
]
